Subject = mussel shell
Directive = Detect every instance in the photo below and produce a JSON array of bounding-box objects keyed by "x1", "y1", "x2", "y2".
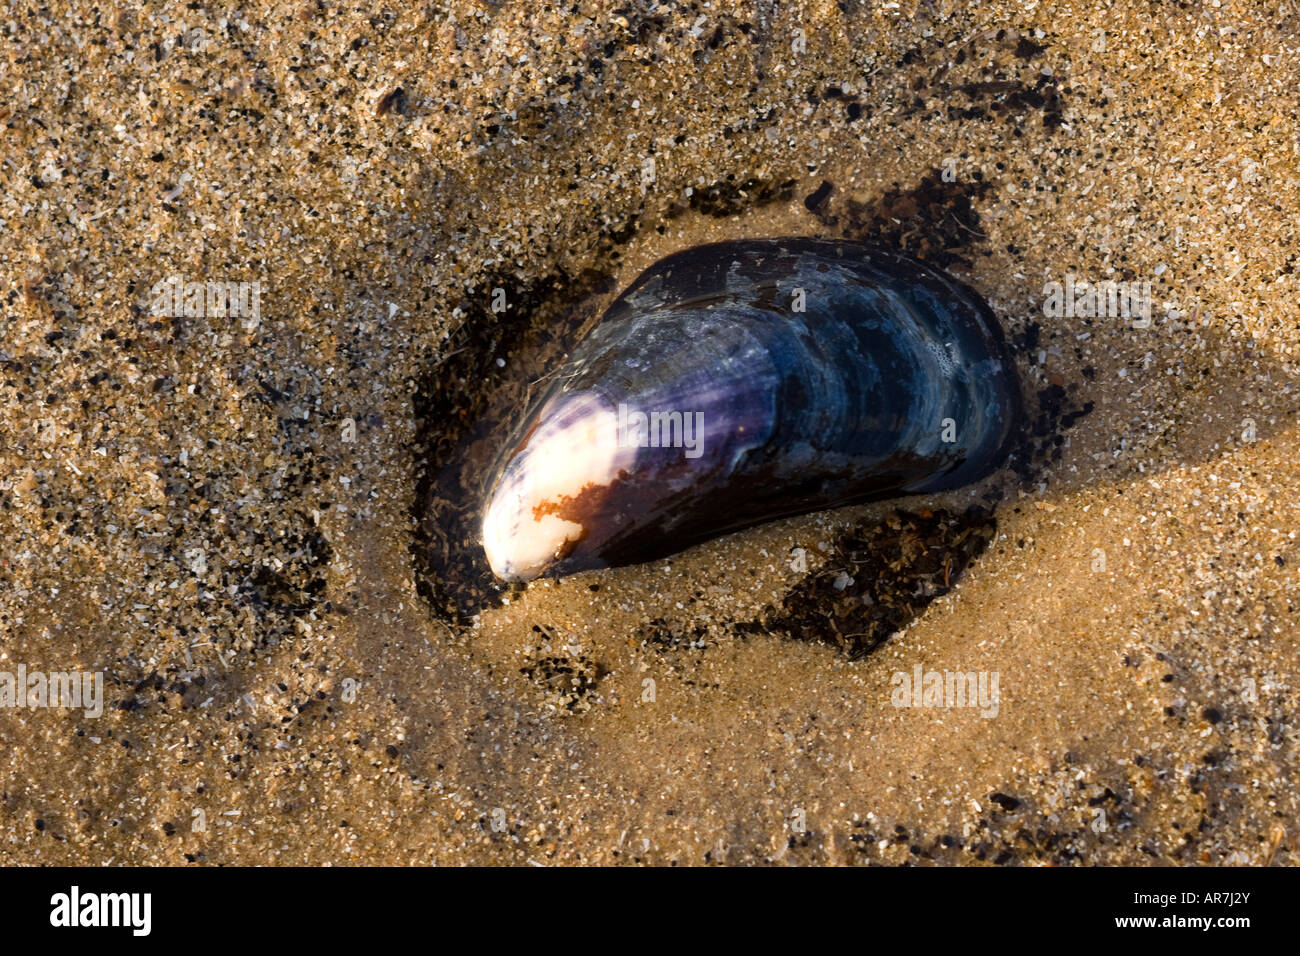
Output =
[{"x1": 481, "y1": 238, "x2": 1021, "y2": 581}]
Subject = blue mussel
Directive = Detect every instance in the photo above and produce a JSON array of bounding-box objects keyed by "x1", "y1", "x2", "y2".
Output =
[{"x1": 482, "y1": 238, "x2": 1021, "y2": 581}]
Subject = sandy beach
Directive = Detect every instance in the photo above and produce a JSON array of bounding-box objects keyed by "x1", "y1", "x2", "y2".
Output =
[{"x1": 0, "y1": 0, "x2": 1296, "y2": 864}]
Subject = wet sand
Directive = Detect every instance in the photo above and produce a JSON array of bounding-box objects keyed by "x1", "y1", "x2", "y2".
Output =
[{"x1": 0, "y1": 1, "x2": 1296, "y2": 864}]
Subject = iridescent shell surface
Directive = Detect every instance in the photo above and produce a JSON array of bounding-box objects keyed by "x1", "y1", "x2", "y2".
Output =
[{"x1": 481, "y1": 238, "x2": 1021, "y2": 582}]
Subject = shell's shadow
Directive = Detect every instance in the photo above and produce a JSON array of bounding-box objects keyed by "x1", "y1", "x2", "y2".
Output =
[{"x1": 753, "y1": 505, "x2": 999, "y2": 659}]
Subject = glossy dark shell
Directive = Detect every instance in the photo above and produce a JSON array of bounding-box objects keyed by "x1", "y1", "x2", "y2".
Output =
[{"x1": 481, "y1": 238, "x2": 1021, "y2": 581}]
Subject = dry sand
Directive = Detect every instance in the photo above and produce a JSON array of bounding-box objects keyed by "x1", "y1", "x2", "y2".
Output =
[{"x1": 0, "y1": 0, "x2": 1296, "y2": 864}]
